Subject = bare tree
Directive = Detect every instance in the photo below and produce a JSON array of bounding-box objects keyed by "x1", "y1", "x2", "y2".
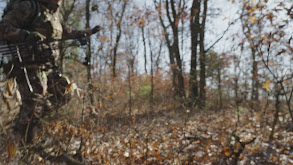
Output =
[
  {"x1": 240, "y1": 5, "x2": 261, "y2": 109},
  {"x1": 86, "y1": 0, "x2": 94, "y2": 105},
  {"x1": 111, "y1": 0, "x2": 128, "y2": 78},
  {"x1": 189, "y1": 0, "x2": 200, "y2": 107},
  {"x1": 154, "y1": 0, "x2": 186, "y2": 98},
  {"x1": 199, "y1": 0, "x2": 208, "y2": 108}
]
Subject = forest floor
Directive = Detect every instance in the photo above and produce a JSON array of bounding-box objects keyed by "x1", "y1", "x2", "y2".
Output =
[{"x1": 1, "y1": 102, "x2": 293, "y2": 164}]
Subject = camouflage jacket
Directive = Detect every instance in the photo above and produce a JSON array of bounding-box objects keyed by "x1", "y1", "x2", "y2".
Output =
[
  {"x1": 0, "y1": 0, "x2": 84, "y2": 68},
  {"x1": 0, "y1": 0, "x2": 82, "y2": 42}
]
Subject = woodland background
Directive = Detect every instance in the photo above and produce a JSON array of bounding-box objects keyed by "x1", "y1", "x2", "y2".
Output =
[{"x1": 0, "y1": 0, "x2": 293, "y2": 164}]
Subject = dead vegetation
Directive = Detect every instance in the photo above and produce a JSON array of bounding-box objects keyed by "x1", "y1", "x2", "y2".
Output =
[{"x1": 1, "y1": 71, "x2": 293, "y2": 165}]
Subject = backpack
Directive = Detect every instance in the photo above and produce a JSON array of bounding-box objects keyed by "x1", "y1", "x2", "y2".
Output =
[{"x1": 2, "y1": 0, "x2": 40, "y2": 26}]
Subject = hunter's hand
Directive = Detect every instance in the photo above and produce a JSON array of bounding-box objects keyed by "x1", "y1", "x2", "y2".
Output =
[
  {"x1": 26, "y1": 31, "x2": 46, "y2": 42},
  {"x1": 86, "y1": 25, "x2": 101, "y2": 36},
  {"x1": 91, "y1": 25, "x2": 101, "y2": 34}
]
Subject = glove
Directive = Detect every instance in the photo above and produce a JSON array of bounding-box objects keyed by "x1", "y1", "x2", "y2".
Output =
[
  {"x1": 26, "y1": 31, "x2": 46, "y2": 42},
  {"x1": 91, "y1": 25, "x2": 101, "y2": 34},
  {"x1": 78, "y1": 35, "x2": 87, "y2": 45},
  {"x1": 80, "y1": 26, "x2": 101, "y2": 37}
]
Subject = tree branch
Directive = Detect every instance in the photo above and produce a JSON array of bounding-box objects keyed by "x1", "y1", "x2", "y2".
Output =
[{"x1": 205, "y1": 17, "x2": 238, "y2": 53}]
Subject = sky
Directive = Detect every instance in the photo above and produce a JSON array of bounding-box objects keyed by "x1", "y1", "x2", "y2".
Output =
[{"x1": 131, "y1": 0, "x2": 240, "y2": 74}]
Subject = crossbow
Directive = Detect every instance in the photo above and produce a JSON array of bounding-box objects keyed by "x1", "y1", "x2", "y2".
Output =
[{"x1": 0, "y1": 33, "x2": 88, "y2": 92}]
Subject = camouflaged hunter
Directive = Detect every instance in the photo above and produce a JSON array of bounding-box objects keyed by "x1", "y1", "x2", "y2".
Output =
[{"x1": 0, "y1": 0, "x2": 100, "y2": 142}]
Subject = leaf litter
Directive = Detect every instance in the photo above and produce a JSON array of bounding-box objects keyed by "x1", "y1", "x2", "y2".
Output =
[{"x1": 1, "y1": 107, "x2": 293, "y2": 164}]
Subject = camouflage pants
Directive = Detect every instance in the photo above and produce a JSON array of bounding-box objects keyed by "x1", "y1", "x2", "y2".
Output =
[{"x1": 13, "y1": 67, "x2": 71, "y2": 140}]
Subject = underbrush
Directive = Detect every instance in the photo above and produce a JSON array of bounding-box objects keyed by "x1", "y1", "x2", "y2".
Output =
[
  {"x1": 1, "y1": 74, "x2": 293, "y2": 164},
  {"x1": 1, "y1": 104, "x2": 293, "y2": 164}
]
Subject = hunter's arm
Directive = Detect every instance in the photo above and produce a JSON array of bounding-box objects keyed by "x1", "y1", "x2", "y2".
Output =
[
  {"x1": 62, "y1": 24, "x2": 86, "y2": 39},
  {"x1": 0, "y1": 1, "x2": 33, "y2": 42},
  {"x1": 62, "y1": 24, "x2": 100, "y2": 39}
]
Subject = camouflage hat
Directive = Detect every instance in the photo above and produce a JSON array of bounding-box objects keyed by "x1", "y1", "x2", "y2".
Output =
[
  {"x1": 38, "y1": 0, "x2": 61, "y2": 12},
  {"x1": 38, "y1": 0, "x2": 61, "y2": 5}
]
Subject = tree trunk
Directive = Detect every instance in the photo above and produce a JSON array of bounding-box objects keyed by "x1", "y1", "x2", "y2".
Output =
[
  {"x1": 217, "y1": 57, "x2": 222, "y2": 109},
  {"x1": 86, "y1": 0, "x2": 94, "y2": 105},
  {"x1": 128, "y1": 60, "x2": 133, "y2": 117},
  {"x1": 251, "y1": 48, "x2": 259, "y2": 109},
  {"x1": 189, "y1": 0, "x2": 200, "y2": 107},
  {"x1": 112, "y1": 1, "x2": 127, "y2": 78},
  {"x1": 173, "y1": 29, "x2": 185, "y2": 98},
  {"x1": 154, "y1": 0, "x2": 186, "y2": 98},
  {"x1": 147, "y1": 29, "x2": 155, "y2": 111},
  {"x1": 150, "y1": 41, "x2": 154, "y2": 111},
  {"x1": 269, "y1": 84, "x2": 281, "y2": 141},
  {"x1": 155, "y1": 0, "x2": 178, "y2": 97},
  {"x1": 168, "y1": 0, "x2": 185, "y2": 98},
  {"x1": 199, "y1": 0, "x2": 208, "y2": 108},
  {"x1": 141, "y1": 27, "x2": 148, "y2": 74},
  {"x1": 240, "y1": 4, "x2": 260, "y2": 110}
]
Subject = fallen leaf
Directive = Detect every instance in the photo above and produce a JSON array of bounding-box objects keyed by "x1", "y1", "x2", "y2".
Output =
[
  {"x1": 224, "y1": 151, "x2": 231, "y2": 156},
  {"x1": 6, "y1": 140, "x2": 17, "y2": 161}
]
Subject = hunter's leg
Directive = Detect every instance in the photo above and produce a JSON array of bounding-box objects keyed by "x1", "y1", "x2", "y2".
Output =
[{"x1": 13, "y1": 69, "x2": 46, "y2": 143}]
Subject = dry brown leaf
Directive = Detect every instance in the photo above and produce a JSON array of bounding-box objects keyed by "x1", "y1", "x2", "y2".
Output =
[
  {"x1": 6, "y1": 140, "x2": 17, "y2": 162},
  {"x1": 224, "y1": 151, "x2": 231, "y2": 157}
]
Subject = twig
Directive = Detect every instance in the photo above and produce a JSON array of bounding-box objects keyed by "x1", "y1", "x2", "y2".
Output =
[
  {"x1": 230, "y1": 132, "x2": 256, "y2": 165},
  {"x1": 32, "y1": 146, "x2": 85, "y2": 165}
]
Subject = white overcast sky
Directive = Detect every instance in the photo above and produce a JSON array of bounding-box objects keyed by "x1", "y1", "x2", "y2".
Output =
[{"x1": 131, "y1": 0, "x2": 240, "y2": 73}]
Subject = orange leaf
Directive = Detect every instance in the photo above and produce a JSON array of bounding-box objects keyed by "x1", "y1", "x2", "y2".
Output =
[
  {"x1": 273, "y1": 156, "x2": 279, "y2": 162},
  {"x1": 65, "y1": 81, "x2": 74, "y2": 93},
  {"x1": 99, "y1": 35, "x2": 111, "y2": 42},
  {"x1": 224, "y1": 151, "x2": 231, "y2": 156},
  {"x1": 132, "y1": 116, "x2": 136, "y2": 125},
  {"x1": 251, "y1": 16, "x2": 256, "y2": 23},
  {"x1": 252, "y1": 145, "x2": 260, "y2": 152},
  {"x1": 262, "y1": 80, "x2": 271, "y2": 91},
  {"x1": 6, "y1": 140, "x2": 17, "y2": 161}
]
